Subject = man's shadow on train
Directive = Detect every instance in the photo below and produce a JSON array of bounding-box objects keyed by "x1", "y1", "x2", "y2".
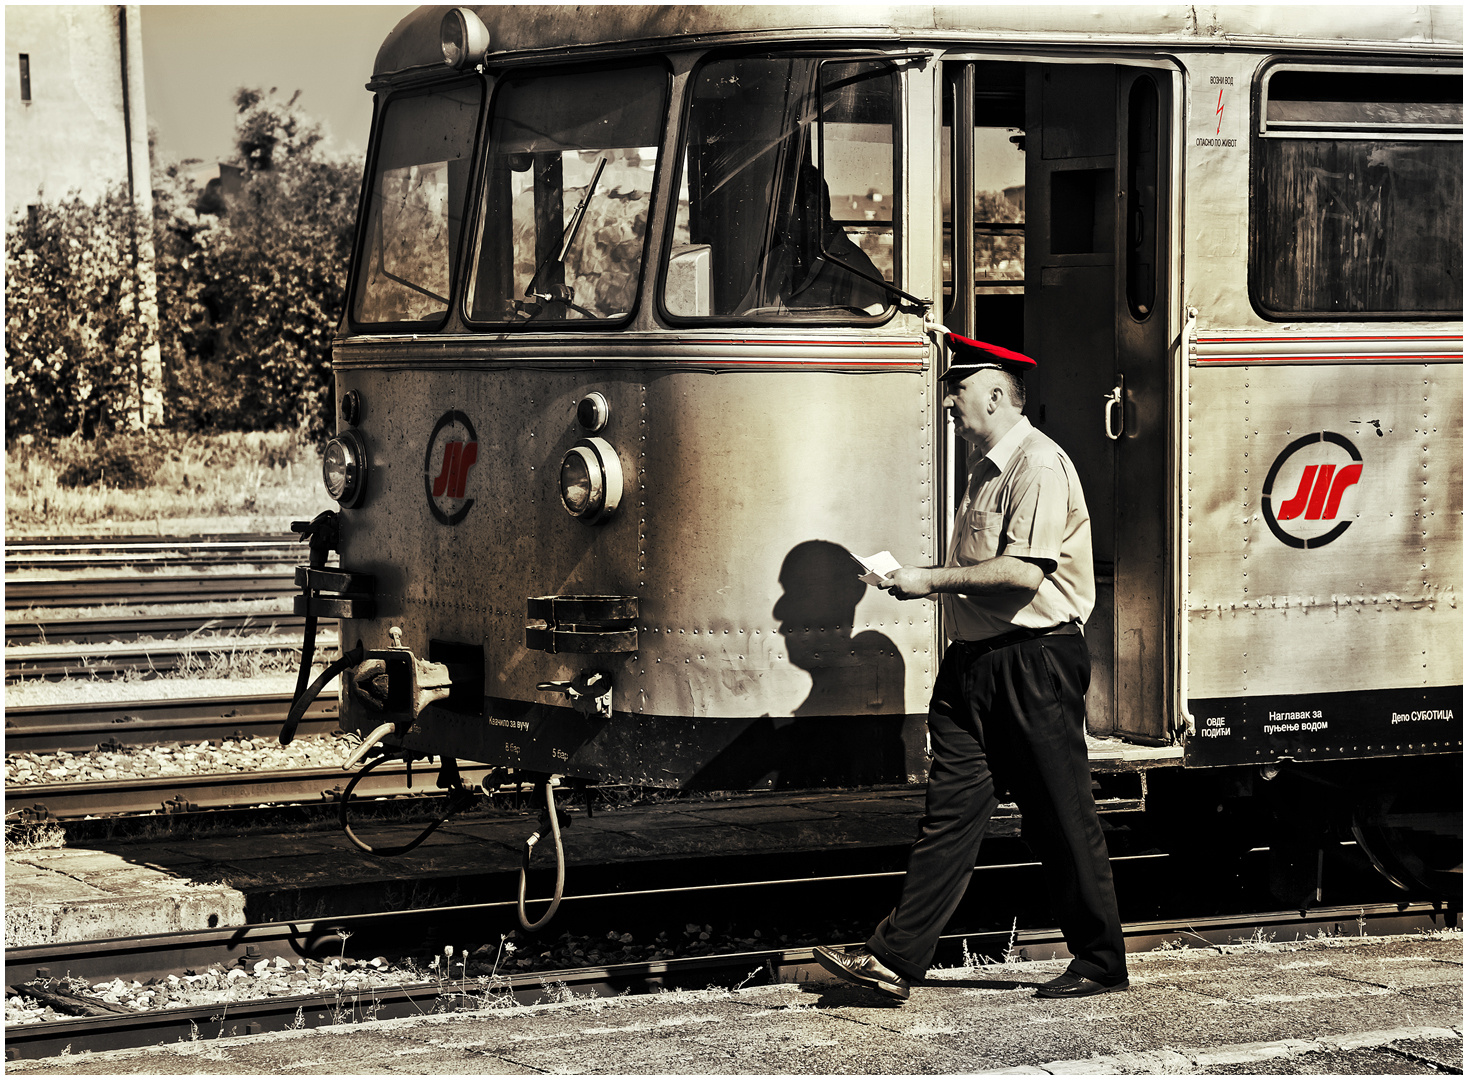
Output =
[
  {"x1": 688, "y1": 540, "x2": 907, "y2": 790},
  {"x1": 774, "y1": 540, "x2": 905, "y2": 719}
]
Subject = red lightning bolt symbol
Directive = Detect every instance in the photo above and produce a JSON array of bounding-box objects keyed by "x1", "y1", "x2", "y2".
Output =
[{"x1": 1215, "y1": 88, "x2": 1225, "y2": 135}]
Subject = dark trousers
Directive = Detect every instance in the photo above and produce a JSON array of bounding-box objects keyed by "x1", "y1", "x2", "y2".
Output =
[{"x1": 867, "y1": 631, "x2": 1126, "y2": 983}]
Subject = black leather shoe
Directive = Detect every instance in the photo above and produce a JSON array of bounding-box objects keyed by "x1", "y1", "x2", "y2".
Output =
[
  {"x1": 814, "y1": 945, "x2": 911, "y2": 1001},
  {"x1": 1035, "y1": 972, "x2": 1129, "y2": 999}
]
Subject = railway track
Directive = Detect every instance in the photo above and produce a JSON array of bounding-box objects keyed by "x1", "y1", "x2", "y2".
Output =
[
  {"x1": 5, "y1": 573, "x2": 298, "y2": 610},
  {"x1": 5, "y1": 611, "x2": 318, "y2": 646},
  {"x1": 7, "y1": 532, "x2": 296, "y2": 548},
  {"x1": 5, "y1": 757, "x2": 467, "y2": 821},
  {"x1": 5, "y1": 534, "x2": 304, "y2": 573},
  {"x1": 5, "y1": 633, "x2": 334, "y2": 682},
  {"x1": 4, "y1": 693, "x2": 340, "y2": 755},
  {"x1": 5, "y1": 894, "x2": 1453, "y2": 1062}
]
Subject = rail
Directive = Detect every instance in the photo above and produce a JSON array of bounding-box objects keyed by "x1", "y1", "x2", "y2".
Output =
[
  {"x1": 4, "y1": 693, "x2": 341, "y2": 754},
  {"x1": 5, "y1": 612, "x2": 319, "y2": 646},
  {"x1": 5, "y1": 573, "x2": 298, "y2": 609},
  {"x1": 5, "y1": 632, "x2": 336, "y2": 682},
  {"x1": 5, "y1": 760, "x2": 482, "y2": 821}
]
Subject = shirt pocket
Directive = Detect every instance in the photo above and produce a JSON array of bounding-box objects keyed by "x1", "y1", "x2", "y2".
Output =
[{"x1": 957, "y1": 509, "x2": 1003, "y2": 565}]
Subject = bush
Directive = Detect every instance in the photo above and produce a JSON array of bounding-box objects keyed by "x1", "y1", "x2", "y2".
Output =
[
  {"x1": 5, "y1": 428, "x2": 330, "y2": 531},
  {"x1": 5, "y1": 187, "x2": 158, "y2": 440},
  {"x1": 6, "y1": 88, "x2": 359, "y2": 445},
  {"x1": 54, "y1": 432, "x2": 166, "y2": 490}
]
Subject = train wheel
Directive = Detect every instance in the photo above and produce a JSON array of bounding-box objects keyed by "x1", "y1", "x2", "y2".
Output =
[{"x1": 1351, "y1": 790, "x2": 1463, "y2": 902}]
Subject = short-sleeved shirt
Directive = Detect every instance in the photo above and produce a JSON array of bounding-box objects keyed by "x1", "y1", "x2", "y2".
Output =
[{"x1": 941, "y1": 415, "x2": 1095, "y2": 643}]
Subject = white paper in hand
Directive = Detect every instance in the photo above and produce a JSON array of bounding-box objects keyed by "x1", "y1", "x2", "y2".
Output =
[{"x1": 853, "y1": 550, "x2": 903, "y2": 587}]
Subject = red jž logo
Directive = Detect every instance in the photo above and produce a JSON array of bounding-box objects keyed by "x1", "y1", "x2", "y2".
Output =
[
  {"x1": 1261, "y1": 432, "x2": 1363, "y2": 549},
  {"x1": 431, "y1": 441, "x2": 478, "y2": 499},
  {"x1": 424, "y1": 410, "x2": 478, "y2": 526}
]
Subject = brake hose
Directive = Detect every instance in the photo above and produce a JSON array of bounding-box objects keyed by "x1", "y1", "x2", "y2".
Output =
[
  {"x1": 284, "y1": 607, "x2": 318, "y2": 743},
  {"x1": 281, "y1": 644, "x2": 363, "y2": 746},
  {"x1": 517, "y1": 779, "x2": 566, "y2": 932},
  {"x1": 339, "y1": 753, "x2": 474, "y2": 857}
]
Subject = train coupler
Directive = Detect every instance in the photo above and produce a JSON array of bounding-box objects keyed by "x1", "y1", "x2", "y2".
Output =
[{"x1": 351, "y1": 627, "x2": 459, "y2": 720}]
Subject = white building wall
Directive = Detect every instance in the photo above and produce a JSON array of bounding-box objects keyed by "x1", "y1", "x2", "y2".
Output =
[{"x1": 5, "y1": 4, "x2": 163, "y2": 427}]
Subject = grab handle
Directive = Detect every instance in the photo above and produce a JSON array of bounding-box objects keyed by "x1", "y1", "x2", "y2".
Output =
[{"x1": 1103, "y1": 376, "x2": 1126, "y2": 441}]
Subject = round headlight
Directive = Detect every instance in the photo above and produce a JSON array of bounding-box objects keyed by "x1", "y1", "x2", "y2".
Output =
[
  {"x1": 560, "y1": 448, "x2": 597, "y2": 517},
  {"x1": 558, "y1": 437, "x2": 622, "y2": 523},
  {"x1": 323, "y1": 430, "x2": 368, "y2": 508}
]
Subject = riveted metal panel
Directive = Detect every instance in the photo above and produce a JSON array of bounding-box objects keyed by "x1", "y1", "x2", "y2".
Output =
[
  {"x1": 332, "y1": 360, "x2": 939, "y2": 768},
  {"x1": 1185, "y1": 360, "x2": 1462, "y2": 762},
  {"x1": 635, "y1": 368, "x2": 937, "y2": 720},
  {"x1": 333, "y1": 366, "x2": 645, "y2": 696}
]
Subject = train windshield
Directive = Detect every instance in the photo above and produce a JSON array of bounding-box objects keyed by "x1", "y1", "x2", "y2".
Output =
[
  {"x1": 352, "y1": 82, "x2": 482, "y2": 328},
  {"x1": 466, "y1": 64, "x2": 667, "y2": 325},
  {"x1": 664, "y1": 55, "x2": 899, "y2": 321}
]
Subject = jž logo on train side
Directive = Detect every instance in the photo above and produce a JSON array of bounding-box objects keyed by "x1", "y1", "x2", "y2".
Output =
[
  {"x1": 424, "y1": 410, "x2": 479, "y2": 526},
  {"x1": 432, "y1": 441, "x2": 477, "y2": 499},
  {"x1": 1260, "y1": 431, "x2": 1364, "y2": 549}
]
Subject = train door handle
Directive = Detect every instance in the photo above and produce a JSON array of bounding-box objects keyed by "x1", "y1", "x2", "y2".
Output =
[{"x1": 1103, "y1": 376, "x2": 1125, "y2": 441}]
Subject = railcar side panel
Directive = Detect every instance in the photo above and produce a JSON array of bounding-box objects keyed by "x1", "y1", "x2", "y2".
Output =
[
  {"x1": 1185, "y1": 361, "x2": 1463, "y2": 764},
  {"x1": 635, "y1": 368, "x2": 937, "y2": 720},
  {"x1": 1180, "y1": 50, "x2": 1263, "y2": 329}
]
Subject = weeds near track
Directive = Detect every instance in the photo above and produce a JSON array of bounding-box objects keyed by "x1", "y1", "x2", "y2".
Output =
[{"x1": 6, "y1": 430, "x2": 333, "y2": 532}]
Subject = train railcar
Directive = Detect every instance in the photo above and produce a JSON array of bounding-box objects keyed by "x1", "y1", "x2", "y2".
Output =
[{"x1": 286, "y1": 5, "x2": 1462, "y2": 912}]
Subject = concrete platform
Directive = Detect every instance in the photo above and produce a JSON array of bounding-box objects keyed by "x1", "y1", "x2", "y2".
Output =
[
  {"x1": 8, "y1": 932, "x2": 1461, "y2": 1075},
  {"x1": 5, "y1": 849, "x2": 247, "y2": 947}
]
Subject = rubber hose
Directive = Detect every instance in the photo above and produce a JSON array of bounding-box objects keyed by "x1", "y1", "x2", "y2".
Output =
[
  {"x1": 517, "y1": 780, "x2": 566, "y2": 932},
  {"x1": 282, "y1": 610, "x2": 318, "y2": 744},
  {"x1": 280, "y1": 644, "x2": 362, "y2": 746},
  {"x1": 339, "y1": 754, "x2": 473, "y2": 857}
]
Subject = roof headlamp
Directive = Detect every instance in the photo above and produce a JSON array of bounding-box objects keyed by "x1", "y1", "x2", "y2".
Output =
[{"x1": 440, "y1": 7, "x2": 490, "y2": 70}]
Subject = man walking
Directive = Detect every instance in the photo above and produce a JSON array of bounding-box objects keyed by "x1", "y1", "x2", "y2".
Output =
[{"x1": 815, "y1": 333, "x2": 1128, "y2": 1001}]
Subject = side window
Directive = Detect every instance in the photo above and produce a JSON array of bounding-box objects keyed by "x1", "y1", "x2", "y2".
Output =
[
  {"x1": 664, "y1": 55, "x2": 899, "y2": 321},
  {"x1": 467, "y1": 64, "x2": 666, "y2": 325},
  {"x1": 1251, "y1": 65, "x2": 1462, "y2": 318},
  {"x1": 352, "y1": 83, "x2": 482, "y2": 328}
]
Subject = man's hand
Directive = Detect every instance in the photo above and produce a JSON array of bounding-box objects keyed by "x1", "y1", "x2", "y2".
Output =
[{"x1": 879, "y1": 566, "x2": 934, "y2": 601}]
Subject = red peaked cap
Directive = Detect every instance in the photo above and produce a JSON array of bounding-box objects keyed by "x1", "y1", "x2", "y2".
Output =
[{"x1": 940, "y1": 332, "x2": 1037, "y2": 381}]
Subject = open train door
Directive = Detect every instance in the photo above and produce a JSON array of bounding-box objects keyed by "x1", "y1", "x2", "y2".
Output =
[{"x1": 1022, "y1": 64, "x2": 1174, "y2": 743}]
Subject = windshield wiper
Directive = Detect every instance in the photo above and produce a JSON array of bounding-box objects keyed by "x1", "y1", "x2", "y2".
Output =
[{"x1": 522, "y1": 156, "x2": 608, "y2": 310}]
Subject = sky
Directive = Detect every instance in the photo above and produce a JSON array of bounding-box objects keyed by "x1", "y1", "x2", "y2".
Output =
[{"x1": 141, "y1": 5, "x2": 417, "y2": 167}]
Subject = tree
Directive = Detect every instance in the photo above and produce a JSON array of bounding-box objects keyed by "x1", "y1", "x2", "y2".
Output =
[{"x1": 153, "y1": 87, "x2": 360, "y2": 437}]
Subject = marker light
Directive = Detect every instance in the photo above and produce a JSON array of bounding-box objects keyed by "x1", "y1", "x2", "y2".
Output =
[
  {"x1": 323, "y1": 429, "x2": 369, "y2": 508},
  {"x1": 440, "y1": 7, "x2": 490, "y2": 69},
  {"x1": 576, "y1": 392, "x2": 610, "y2": 432},
  {"x1": 558, "y1": 437, "x2": 622, "y2": 523}
]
